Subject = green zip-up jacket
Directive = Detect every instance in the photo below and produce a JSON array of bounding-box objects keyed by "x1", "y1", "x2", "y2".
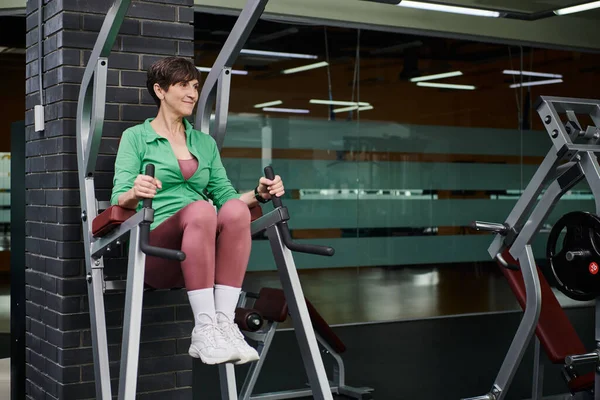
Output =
[{"x1": 111, "y1": 118, "x2": 241, "y2": 230}]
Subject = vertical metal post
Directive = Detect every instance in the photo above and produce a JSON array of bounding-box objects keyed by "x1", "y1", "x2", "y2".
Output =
[
  {"x1": 492, "y1": 246, "x2": 542, "y2": 400},
  {"x1": 117, "y1": 226, "x2": 147, "y2": 400},
  {"x1": 195, "y1": 0, "x2": 268, "y2": 135},
  {"x1": 219, "y1": 364, "x2": 238, "y2": 400},
  {"x1": 265, "y1": 225, "x2": 333, "y2": 400},
  {"x1": 532, "y1": 338, "x2": 544, "y2": 400},
  {"x1": 239, "y1": 323, "x2": 278, "y2": 400},
  {"x1": 76, "y1": 2, "x2": 131, "y2": 398},
  {"x1": 213, "y1": 68, "x2": 232, "y2": 151}
]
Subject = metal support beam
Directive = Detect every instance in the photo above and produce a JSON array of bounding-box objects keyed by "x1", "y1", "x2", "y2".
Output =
[
  {"x1": 265, "y1": 224, "x2": 333, "y2": 400},
  {"x1": 195, "y1": 0, "x2": 268, "y2": 142}
]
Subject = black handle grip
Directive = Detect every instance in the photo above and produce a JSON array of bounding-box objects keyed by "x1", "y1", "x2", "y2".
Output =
[
  {"x1": 264, "y1": 166, "x2": 283, "y2": 208},
  {"x1": 263, "y1": 165, "x2": 335, "y2": 257},
  {"x1": 143, "y1": 164, "x2": 155, "y2": 209},
  {"x1": 140, "y1": 224, "x2": 186, "y2": 261},
  {"x1": 138, "y1": 163, "x2": 186, "y2": 261}
]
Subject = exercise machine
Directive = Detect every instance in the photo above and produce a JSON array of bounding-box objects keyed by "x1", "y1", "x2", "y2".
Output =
[
  {"x1": 467, "y1": 96, "x2": 600, "y2": 400},
  {"x1": 75, "y1": 0, "x2": 364, "y2": 399}
]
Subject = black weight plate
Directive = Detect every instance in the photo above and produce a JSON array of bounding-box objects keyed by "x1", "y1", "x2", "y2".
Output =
[{"x1": 547, "y1": 211, "x2": 600, "y2": 301}]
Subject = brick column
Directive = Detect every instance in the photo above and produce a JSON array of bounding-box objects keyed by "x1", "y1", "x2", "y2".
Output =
[{"x1": 24, "y1": 0, "x2": 195, "y2": 398}]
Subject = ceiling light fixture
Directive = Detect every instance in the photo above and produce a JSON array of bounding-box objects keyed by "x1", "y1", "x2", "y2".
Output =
[
  {"x1": 503, "y1": 70, "x2": 563, "y2": 79},
  {"x1": 197, "y1": 67, "x2": 248, "y2": 76},
  {"x1": 254, "y1": 100, "x2": 283, "y2": 108},
  {"x1": 282, "y1": 61, "x2": 329, "y2": 75},
  {"x1": 410, "y1": 71, "x2": 463, "y2": 82},
  {"x1": 240, "y1": 49, "x2": 318, "y2": 59},
  {"x1": 416, "y1": 82, "x2": 476, "y2": 90},
  {"x1": 554, "y1": 1, "x2": 600, "y2": 15},
  {"x1": 333, "y1": 105, "x2": 374, "y2": 113},
  {"x1": 509, "y1": 79, "x2": 563, "y2": 88},
  {"x1": 263, "y1": 107, "x2": 310, "y2": 114},
  {"x1": 310, "y1": 99, "x2": 371, "y2": 107},
  {"x1": 398, "y1": 1, "x2": 501, "y2": 18}
]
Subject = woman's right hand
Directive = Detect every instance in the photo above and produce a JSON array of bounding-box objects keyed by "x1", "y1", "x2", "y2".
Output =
[{"x1": 132, "y1": 174, "x2": 162, "y2": 199}]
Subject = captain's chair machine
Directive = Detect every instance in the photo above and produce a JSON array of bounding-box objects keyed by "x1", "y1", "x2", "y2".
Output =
[
  {"x1": 75, "y1": 0, "x2": 373, "y2": 399},
  {"x1": 467, "y1": 97, "x2": 600, "y2": 400}
]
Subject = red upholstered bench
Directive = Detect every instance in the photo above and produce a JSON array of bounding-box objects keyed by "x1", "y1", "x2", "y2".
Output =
[
  {"x1": 92, "y1": 203, "x2": 264, "y2": 238},
  {"x1": 253, "y1": 287, "x2": 346, "y2": 354},
  {"x1": 499, "y1": 250, "x2": 593, "y2": 393}
]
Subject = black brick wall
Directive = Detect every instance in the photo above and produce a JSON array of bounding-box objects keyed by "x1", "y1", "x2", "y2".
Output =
[{"x1": 25, "y1": 0, "x2": 195, "y2": 398}]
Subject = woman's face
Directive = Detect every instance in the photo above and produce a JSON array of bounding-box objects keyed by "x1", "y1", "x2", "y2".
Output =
[{"x1": 158, "y1": 79, "x2": 199, "y2": 117}]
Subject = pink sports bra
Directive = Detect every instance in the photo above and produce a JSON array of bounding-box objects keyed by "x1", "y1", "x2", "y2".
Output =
[{"x1": 178, "y1": 158, "x2": 199, "y2": 180}]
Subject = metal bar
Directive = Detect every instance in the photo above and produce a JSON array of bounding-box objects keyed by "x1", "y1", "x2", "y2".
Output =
[
  {"x1": 213, "y1": 68, "x2": 232, "y2": 151},
  {"x1": 86, "y1": 267, "x2": 112, "y2": 399},
  {"x1": 493, "y1": 245, "x2": 542, "y2": 400},
  {"x1": 75, "y1": 3, "x2": 130, "y2": 397},
  {"x1": 84, "y1": 58, "x2": 108, "y2": 176},
  {"x1": 538, "y1": 96, "x2": 600, "y2": 114},
  {"x1": 250, "y1": 207, "x2": 289, "y2": 236},
  {"x1": 240, "y1": 323, "x2": 278, "y2": 400},
  {"x1": 596, "y1": 298, "x2": 600, "y2": 400},
  {"x1": 537, "y1": 98, "x2": 572, "y2": 151},
  {"x1": 219, "y1": 364, "x2": 238, "y2": 400},
  {"x1": 195, "y1": 0, "x2": 268, "y2": 133},
  {"x1": 265, "y1": 225, "x2": 333, "y2": 400},
  {"x1": 250, "y1": 388, "x2": 330, "y2": 400},
  {"x1": 488, "y1": 149, "x2": 561, "y2": 258},
  {"x1": 76, "y1": 0, "x2": 130, "y2": 178},
  {"x1": 580, "y1": 151, "x2": 600, "y2": 215},
  {"x1": 90, "y1": 211, "x2": 146, "y2": 257},
  {"x1": 532, "y1": 338, "x2": 544, "y2": 400},
  {"x1": 509, "y1": 167, "x2": 584, "y2": 257},
  {"x1": 117, "y1": 225, "x2": 147, "y2": 400}
]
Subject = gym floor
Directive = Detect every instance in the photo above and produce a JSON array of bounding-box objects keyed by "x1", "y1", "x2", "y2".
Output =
[{"x1": 2, "y1": 264, "x2": 592, "y2": 399}]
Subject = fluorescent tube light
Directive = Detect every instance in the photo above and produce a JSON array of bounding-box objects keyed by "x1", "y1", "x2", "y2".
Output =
[
  {"x1": 398, "y1": 1, "x2": 501, "y2": 17},
  {"x1": 509, "y1": 79, "x2": 563, "y2": 89},
  {"x1": 263, "y1": 107, "x2": 310, "y2": 114},
  {"x1": 416, "y1": 82, "x2": 476, "y2": 90},
  {"x1": 282, "y1": 61, "x2": 329, "y2": 75},
  {"x1": 240, "y1": 49, "x2": 318, "y2": 59},
  {"x1": 197, "y1": 67, "x2": 248, "y2": 76},
  {"x1": 310, "y1": 99, "x2": 371, "y2": 107},
  {"x1": 333, "y1": 105, "x2": 374, "y2": 113},
  {"x1": 554, "y1": 1, "x2": 600, "y2": 15},
  {"x1": 410, "y1": 71, "x2": 463, "y2": 82},
  {"x1": 254, "y1": 100, "x2": 283, "y2": 108},
  {"x1": 503, "y1": 70, "x2": 563, "y2": 79}
]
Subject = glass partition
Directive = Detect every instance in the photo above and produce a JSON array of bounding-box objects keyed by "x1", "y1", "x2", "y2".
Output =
[{"x1": 194, "y1": 11, "x2": 600, "y2": 323}]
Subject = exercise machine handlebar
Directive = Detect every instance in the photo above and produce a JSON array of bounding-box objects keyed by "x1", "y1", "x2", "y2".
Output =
[
  {"x1": 470, "y1": 221, "x2": 509, "y2": 235},
  {"x1": 264, "y1": 166, "x2": 335, "y2": 257},
  {"x1": 565, "y1": 351, "x2": 600, "y2": 367},
  {"x1": 139, "y1": 164, "x2": 186, "y2": 261}
]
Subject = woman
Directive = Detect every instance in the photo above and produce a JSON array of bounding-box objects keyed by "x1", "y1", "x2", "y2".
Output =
[{"x1": 111, "y1": 57, "x2": 284, "y2": 366}]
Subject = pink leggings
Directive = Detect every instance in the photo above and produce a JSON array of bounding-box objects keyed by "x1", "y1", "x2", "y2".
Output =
[{"x1": 144, "y1": 199, "x2": 252, "y2": 290}]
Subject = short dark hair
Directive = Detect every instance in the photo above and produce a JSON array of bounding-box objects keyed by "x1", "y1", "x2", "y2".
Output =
[{"x1": 146, "y1": 57, "x2": 202, "y2": 107}]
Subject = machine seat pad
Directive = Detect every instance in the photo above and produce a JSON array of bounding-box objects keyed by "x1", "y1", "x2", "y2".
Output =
[
  {"x1": 499, "y1": 250, "x2": 587, "y2": 364},
  {"x1": 253, "y1": 287, "x2": 346, "y2": 354},
  {"x1": 92, "y1": 206, "x2": 136, "y2": 238}
]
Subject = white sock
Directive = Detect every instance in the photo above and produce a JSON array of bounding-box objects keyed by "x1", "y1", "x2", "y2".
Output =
[
  {"x1": 214, "y1": 284, "x2": 241, "y2": 322},
  {"x1": 188, "y1": 288, "x2": 215, "y2": 326}
]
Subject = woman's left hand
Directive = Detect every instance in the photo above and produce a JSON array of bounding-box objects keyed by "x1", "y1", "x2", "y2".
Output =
[{"x1": 257, "y1": 175, "x2": 285, "y2": 201}]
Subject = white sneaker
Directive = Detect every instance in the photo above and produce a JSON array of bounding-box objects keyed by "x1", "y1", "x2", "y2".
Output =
[
  {"x1": 189, "y1": 313, "x2": 240, "y2": 365},
  {"x1": 216, "y1": 312, "x2": 260, "y2": 365}
]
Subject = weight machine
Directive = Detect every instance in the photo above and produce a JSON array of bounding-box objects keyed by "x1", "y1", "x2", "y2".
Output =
[
  {"x1": 467, "y1": 96, "x2": 600, "y2": 400},
  {"x1": 75, "y1": 0, "x2": 372, "y2": 399}
]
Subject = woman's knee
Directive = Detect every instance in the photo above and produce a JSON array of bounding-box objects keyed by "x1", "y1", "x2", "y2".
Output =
[
  {"x1": 182, "y1": 200, "x2": 218, "y2": 229},
  {"x1": 219, "y1": 199, "x2": 251, "y2": 227}
]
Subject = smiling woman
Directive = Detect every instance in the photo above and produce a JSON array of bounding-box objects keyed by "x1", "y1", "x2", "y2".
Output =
[{"x1": 110, "y1": 55, "x2": 287, "y2": 366}]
